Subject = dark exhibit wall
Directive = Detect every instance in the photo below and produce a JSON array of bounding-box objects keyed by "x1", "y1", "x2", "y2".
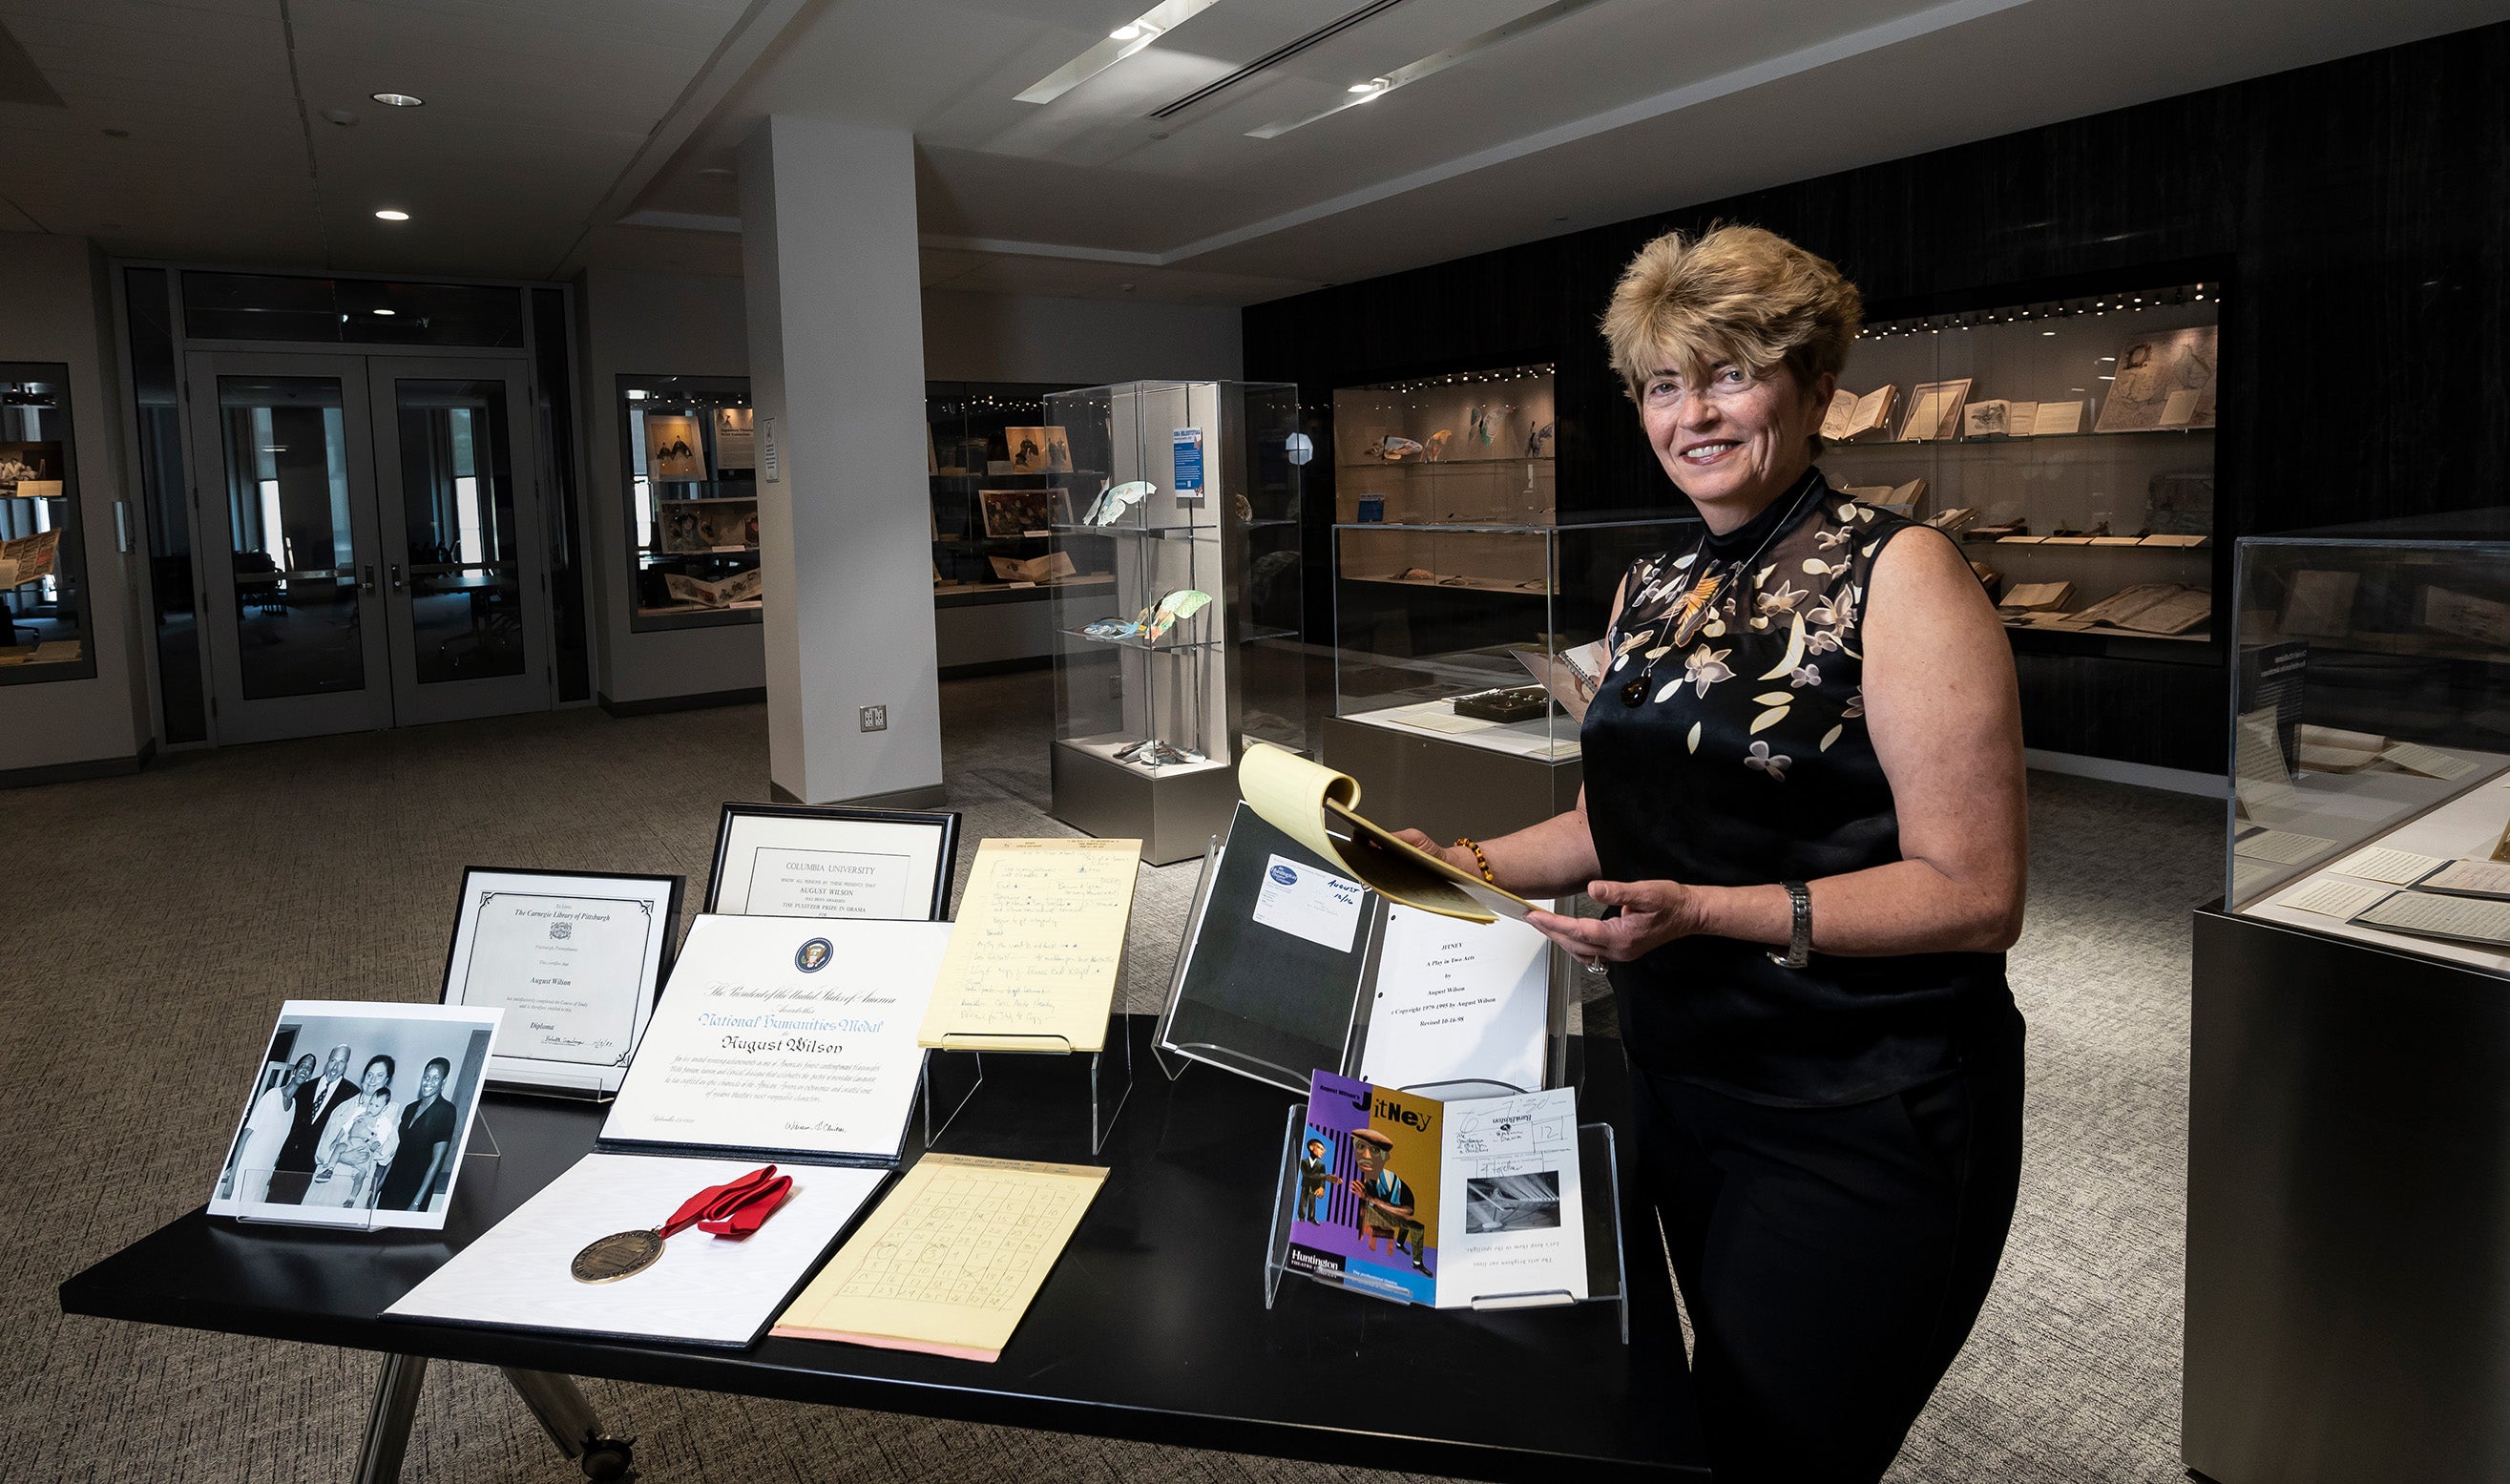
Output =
[{"x1": 1247, "y1": 21, "x2": 2510, "y2": 773}]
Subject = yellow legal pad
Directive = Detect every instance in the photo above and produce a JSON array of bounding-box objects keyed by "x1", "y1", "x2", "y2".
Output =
[
  {"x1": 771, "y1": 1153, "x2": 1108, "y2": 1363},
  {"x1": 1237, "y1": 742, "x2": 1534, "y2": 924},
  {"x1": 916, "y1": 837, "x2": 1139, "y2": 1053}
]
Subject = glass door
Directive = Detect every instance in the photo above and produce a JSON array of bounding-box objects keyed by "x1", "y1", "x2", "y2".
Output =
[
  {"x1": 367, "y1": 359, "x2": 551, "y2": 724},
  {"x1": 184, "y1": 354, "x2": 391, "y2": 742},
  {"x1": 185, "y1": 351, "x2": 553, "y2": 742}
]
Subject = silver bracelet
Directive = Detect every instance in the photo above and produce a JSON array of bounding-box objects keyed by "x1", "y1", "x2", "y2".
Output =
[{"x1": 1767, "y1": 881, "x2": 1812, "y2": 969}]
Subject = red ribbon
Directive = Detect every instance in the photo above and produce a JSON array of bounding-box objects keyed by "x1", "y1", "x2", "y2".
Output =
[{"x1": 659, "y1": 1165, "x2": 793, "y2": 1241}]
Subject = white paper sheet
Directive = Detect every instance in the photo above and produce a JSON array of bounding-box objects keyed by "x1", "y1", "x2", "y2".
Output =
[
  {"x1": 2275, "y1": 878, "x2": 2388, "y2": 919},
  {"x1": 1250, "y1": 854, "x2": 1365, "y2": 952},
  {"x1": 2380, "y1": 742, "x2": 2479, "y2": 782},
  {"x1": 1435, "y1": 1087, "x2": 1586, "y2": 1304},
  {"x1": 2233, "y1": 709, "x2": 2299, "y2": 818},
  {"x1": 2330, "y1": 847, "x2": 2446, "y2": 885},
  {"x1": 600, "y1": 916, "x2": 948, "y2": 1162},
  {"x1": 2354, "y1": 890, "x2": 2510, "y2": 947},
  {"x1": 2233, "y1": 828, "x2": 2338, "y2": 865},
  {"x1": 387, "y1": 1154, "x2": 885, "y2": 1347},
  {"x1": 2419, "y1": 859, "x2": 2510, "y2": 898},
  {"x1": 1358, "y1": 905, "x2": 1551, "y2": 1093}
]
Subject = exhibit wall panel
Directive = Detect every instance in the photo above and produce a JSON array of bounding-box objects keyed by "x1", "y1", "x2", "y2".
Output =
[
  {"x1": 0, "y1": 233, "x2": 146, "y2": 780},
  {"x1": 1245, "y1": 19, "x2": 2510, "y2": 774},
  {"x1": 575, "y1": 265, "x2": 763, "y2": 709}
]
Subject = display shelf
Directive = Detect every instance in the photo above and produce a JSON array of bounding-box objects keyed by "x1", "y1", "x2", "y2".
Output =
[
  {"x1": 618, "y1": 375, "x2": 758, "y2": 632},
  {"x1": 0, "y1": 364, "x2": 94, "y2": 683},
  {"x1": 1047, "y1": 379, "x2": 1307, "y2": 865},
  {"x1": 1827, "y1": 427, "x2": 2216, "y2": 449}
]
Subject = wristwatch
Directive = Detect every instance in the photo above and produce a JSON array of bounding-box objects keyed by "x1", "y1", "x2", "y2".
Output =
[{"x1": 1768, "y1": 881, "x2": 1812, "y2": 970}]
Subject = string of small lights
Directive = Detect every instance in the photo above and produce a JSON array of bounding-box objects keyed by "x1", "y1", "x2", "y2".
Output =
[{"x1": 1856, "y1": 283, "x2": 2217, "y2": 338}]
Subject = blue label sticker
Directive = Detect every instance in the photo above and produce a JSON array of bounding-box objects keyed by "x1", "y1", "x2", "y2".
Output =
[
  {"x1": 1173, "y1": 427, "x2": 1204, "y2": 500},
  {"x1": 1269, "y1": 863, "x2": 1299, "y2": 886}
]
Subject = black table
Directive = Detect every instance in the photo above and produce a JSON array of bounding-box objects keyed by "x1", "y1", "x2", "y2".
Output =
[{"x1": 60, "y1": 1017, "x2": 1705, "y2": 1482}]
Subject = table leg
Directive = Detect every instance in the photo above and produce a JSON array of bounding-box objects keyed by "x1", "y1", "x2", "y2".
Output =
[
  {"x1": 499, "y1": 1368, "x2": 638, "y2": 1481},
  {"x1": 354, "y1": 1353, "x2": 429, "y2": 1484}
]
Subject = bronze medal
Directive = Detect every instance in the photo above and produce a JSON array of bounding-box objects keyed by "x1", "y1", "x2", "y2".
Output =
[{"x1": 572, "y1": 1228, "x2": 665, "y2": 1284}]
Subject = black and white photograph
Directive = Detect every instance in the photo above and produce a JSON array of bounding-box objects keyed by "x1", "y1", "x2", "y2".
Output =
[
  {"x1": 1463, "y1": 1171, "x2": 1561, "y2": 1234},
  {"x1": 209, "y1": 1000, "x2": 502, "y2": 1230},
  {"x1": 0, "y1": 440, "x2": 61, "y2": 498}
]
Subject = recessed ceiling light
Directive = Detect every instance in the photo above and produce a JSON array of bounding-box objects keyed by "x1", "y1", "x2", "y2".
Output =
[
  {"x1": 372, "y1": 308, "x2": 395, "y2": 316},
  {"x1": 1017, "y1": 0, "x2": 1216, "y2": 105},
  {"x1": 1253, "y1": 0, "x2": 1613, "y2": 137},
  {"x1": 371, "y1": 92, "x2": 424, "y2": 108},
  {"x1": 374, "y1": 208, "x2": 410, "y2": 221}
]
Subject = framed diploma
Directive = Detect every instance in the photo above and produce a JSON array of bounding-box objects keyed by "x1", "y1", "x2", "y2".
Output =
[
  {"x1": 706, "y1": 804, "x2": 960, "y2": 921},
  {"x1": 437, "y1": 867, "x2": 684, "y2": 1097},
  {"x1": 597, "y1": 915, "x2": 951, "y2": 1166}
]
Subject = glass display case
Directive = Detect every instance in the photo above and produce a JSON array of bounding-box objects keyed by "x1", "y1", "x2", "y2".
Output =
[
  {"x1": 926, "y1": 381, "x2": 1093, "y2": 596},
  {"x1": 617, "y1": 374, "x2": 757, "y2": 630},
  {"x1": 1331, "y1": 363, "x2": 1554, "y2": 526},
  {"x1": 1824, "y1": 281, "x2": 2220, "y2": 654},
  {"x1": 0, "y1": 364, "x2": 93, "y2": 681},
  {"x1": 2223, "y1": 518, "x2": 2510, "y2": 974},
  {"x1": 1324, "y1": 518, "x2": 1689, "y2": 842},
  {"x1": 1046, "y1": 379, "x2": 1305, "y2": 864}
]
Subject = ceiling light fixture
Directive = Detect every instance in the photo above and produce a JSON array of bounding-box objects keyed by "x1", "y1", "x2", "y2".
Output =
[
  {"x1": 374, "y1": 208, "x2": 410, "y2": 221},
  {"x1": 372, "y1": 308, "x2": 395, "y2": 316},
  {"x1": 371, "y1": 92, "x2": 424, "y2": 107},
  {"x1": 1017, "y1": 0, "x2": 1217, "y2": 105},
  {"x1": 1251, "y1": 0, "x2": 1611, "y2": 138}
]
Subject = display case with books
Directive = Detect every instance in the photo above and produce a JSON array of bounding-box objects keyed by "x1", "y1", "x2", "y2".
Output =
[
  {"x1": 1046, "y1": 379, "x2": 1306, "y2": 865},
  {"x1": 1818, "y1": 280, "x2": 2221, "y2": 658},
  {"x1": 1324, "y1": 517, "x2": 1690, "y2": 842},
  {"x1": 926, "y1": 381, "x2": 1092, "y2": 596},
  {"x1": 618, "y1": 375, "x2": 760, "y2": 631},
  {"x1": 0, "y1": 364, "x2": 92, "y2": 681},
  {"x1": 2221, "y1": 517, "x2": 2510, "y2": 975}
]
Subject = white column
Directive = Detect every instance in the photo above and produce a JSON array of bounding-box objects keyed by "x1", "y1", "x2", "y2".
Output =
[{"x1": 739, "y1": 115, "x2": 943, "y2": 805}]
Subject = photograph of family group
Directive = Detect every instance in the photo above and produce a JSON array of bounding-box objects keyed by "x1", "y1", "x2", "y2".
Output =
[{"x1": 209, "y1": 1001, "x2": 501, "y2": 1230}]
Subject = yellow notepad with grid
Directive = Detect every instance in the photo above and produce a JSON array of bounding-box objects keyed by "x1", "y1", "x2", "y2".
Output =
[{"x1": 771, "y1": 1153, "x2": 1107, "y2": 1363}]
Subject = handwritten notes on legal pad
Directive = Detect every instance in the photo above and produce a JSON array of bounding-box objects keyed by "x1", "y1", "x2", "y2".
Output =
[
  {"x1": 918, "y1": 838, "x2": 1139, "y2": 1052},
  {"x1": 771, "y1": 1153, "x2": 1106, "y2": 1363}
]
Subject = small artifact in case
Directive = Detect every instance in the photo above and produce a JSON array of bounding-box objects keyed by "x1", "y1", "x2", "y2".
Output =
[{"x1": 1452, "y1": 684, "x2": 1558, "y2": 723}]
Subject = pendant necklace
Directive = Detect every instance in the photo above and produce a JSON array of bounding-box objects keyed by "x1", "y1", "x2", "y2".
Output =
[{"x1": 1621, "y1": 477, "x2": 1824, "y2": 707}]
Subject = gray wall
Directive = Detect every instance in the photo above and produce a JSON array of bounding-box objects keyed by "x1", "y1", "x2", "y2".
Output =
[
  {"x1": 923, "y1": 288, "x2": 1243, "y2": 384},
  {"x1": 0, "y1": 233, "x2": 146, "y2": 775}
]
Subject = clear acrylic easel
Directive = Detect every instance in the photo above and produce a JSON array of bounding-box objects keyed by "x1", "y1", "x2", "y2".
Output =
[
  {"x1": 1260, "y1": 1101, "x2": 1629, "y2": 1343},
  {"x1": 230, "y1": 1115, "x2": 501, "y2": 1231},
  {"x1": 918, "y1": 997, "x2": 1135, "y2": 1156}
]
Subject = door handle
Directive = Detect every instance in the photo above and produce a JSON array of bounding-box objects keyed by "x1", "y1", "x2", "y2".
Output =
[
  {"x1": 389, "y1": 563, "x2": 405, "y2": 593},
  {"x1": 362, "y1": 563, "x2": 377, "y2": 595}
]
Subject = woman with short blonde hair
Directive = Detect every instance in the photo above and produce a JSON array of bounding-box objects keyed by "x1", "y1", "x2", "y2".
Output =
[{"x1": 1400, "y1": 224, "x2": 2027, "y2": 1481}]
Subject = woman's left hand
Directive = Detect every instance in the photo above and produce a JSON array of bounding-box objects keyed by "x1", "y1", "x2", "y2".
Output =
[{"x1": 1525, "y1": 878, "x2": 1704, "y2": 966}]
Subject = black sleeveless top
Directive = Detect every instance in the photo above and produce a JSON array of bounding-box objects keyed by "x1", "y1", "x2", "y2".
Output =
[{"x1": 1583, "y1": 469, "x2": 2013, "y2": 1106}]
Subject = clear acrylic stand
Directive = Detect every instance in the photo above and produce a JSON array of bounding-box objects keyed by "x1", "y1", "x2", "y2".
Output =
[
  {"x1": 919, "y1": 1002, "x2": 1135, "y2": 1155},
  {"x1": 1152, "y1": 835, "x2": 1226, "y2": 1083},
  {"x1": 484, "y1": 1066, "x2": 617, "y2": 1103},
  {"x1": 1260, "y1": 1102, "x2": 1629, "y2": 1343},
  {"x1": 229, "y1": 1115, "x2": 501, "y2": 1231}
]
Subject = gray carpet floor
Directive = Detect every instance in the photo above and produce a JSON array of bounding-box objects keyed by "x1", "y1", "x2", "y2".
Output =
[{"x1": 0, "y1": 670, "x2": 2218, "y2": 1481}]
